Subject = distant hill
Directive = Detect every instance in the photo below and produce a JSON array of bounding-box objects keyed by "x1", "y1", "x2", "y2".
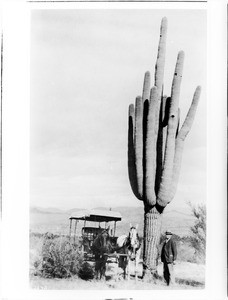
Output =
[
  {"x1": 30, "y1": 205, "x2": 195, "y2": 237},
  {"x1": 30, "y1": 207, "x2": 66, "y2": 214}
]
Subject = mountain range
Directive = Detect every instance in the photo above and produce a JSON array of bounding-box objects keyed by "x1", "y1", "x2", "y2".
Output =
[{"x1": 30, "y1": 205, "x2": 195, "y2": 237}]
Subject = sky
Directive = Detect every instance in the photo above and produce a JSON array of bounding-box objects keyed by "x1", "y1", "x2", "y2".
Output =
[{"x1": 30, "y1": 9, "x2": 207, "y2": 211}]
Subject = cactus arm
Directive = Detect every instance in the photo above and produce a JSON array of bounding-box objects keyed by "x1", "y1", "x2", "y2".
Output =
[
  {"x1": 157, "y1": 51, "x2": 184, "y2": 207},
  {"x1": 170, "y1": 86, "x2": 201, "y2": 198},
  {"x1": 142, "y1": 71, "x2": 151, "y2": 102},
  {"x1": 162, "y1": 95, "x2": 168, "y2": 123},
  {"x1": 128, "y1": 104, "x2": 143, "y2": 200},
  {"x1": 177, "y1": 86, "x2": 201, "y2": 141},
  {"x1": 134, "y1": 96, "x2": 144, "y2": 198},
  {"x1": 170, "y1": 51, "x2": 185, "y2": 117},
  {"x1": 161, "y1": 96, "x2": 169, "y2": 163},
  {"x1": 162, "y1": 96, "x2": 170, "y2": 127},
  {"x1": 153, "y1": 18, "x2": 167, "y2": 170},
  {"x1": 155, "y1": 96, "x2": 166, "y2": 194},
  {"x1": 154, "y1": 17, "x2": 168, "y2": 98},
  {"x1": 176, "y1": 108, "x2": 180, "y2": 137},
  {"x1": 145, "y1": 87, "x2": 158, "y2": 205}
]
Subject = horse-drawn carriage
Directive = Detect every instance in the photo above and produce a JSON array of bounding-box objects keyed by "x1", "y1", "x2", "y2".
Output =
[
  {"x1": 68, "y1": 209, "x2": 122, "y2": 261},
  {"x1": 69, "y1": 209, "x2": 142, "y2": 280}
]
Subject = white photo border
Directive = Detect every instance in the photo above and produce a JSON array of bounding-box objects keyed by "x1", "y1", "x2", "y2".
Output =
[{"x1": 0, "y1": 0, "x2": 227, "y2": 299}]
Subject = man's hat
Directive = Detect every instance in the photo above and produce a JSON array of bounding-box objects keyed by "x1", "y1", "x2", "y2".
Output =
[{"x1": 165, "y1": 231, "x2": 173, "y2": 235}]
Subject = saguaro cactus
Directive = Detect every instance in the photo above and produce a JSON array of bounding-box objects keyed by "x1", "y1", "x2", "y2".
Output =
[{"x1": 128, "y1": 17, "x2": 201, "y2": 276}]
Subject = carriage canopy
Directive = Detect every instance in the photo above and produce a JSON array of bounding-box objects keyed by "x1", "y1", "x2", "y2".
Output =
[{"x1": 69, "y1": 209, "x2": 122, "y2": 222}]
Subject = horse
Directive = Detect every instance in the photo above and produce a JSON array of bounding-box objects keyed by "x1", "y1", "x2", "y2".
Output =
[
  {"x1": 116, "y1": 224, "x2": 141, "y2": 281},
  {"x1": 91, "y1": 228, "x2": 114, "y2": 280}
]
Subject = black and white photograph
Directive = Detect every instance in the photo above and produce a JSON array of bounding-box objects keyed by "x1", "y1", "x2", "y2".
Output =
[
  {"x1": 0, "y1": 1, "x2": 227, "y2": 300},
  {"x1": 29, "y1": 8, "x2": 206, "y2": 290}
]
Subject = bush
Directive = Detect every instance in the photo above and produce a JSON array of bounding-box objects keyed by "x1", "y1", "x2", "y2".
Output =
[
  {"x1": 189, "y1": 203, "x2": 206, "y2": 263},
  {"x1": 78, "y1": 262, "x2": 94, "y2": 280},
  {"x1": 33, "y1": 233, "x2": 84, "y2": 278},
  {"x1": 176, "y1": 239, "x2": 196, "y2": 263}
]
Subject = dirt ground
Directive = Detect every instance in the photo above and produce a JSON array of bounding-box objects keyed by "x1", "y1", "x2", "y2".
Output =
[{"x1": 30, "y1": 261, "x2": 205, "y2": 290}]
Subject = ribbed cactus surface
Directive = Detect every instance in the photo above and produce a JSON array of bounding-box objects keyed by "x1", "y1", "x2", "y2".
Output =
[{"x1": 127, "y1": 17, "x2": 201, "y2": 275}]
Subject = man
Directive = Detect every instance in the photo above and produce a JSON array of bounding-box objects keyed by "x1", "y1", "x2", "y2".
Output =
[{"x1": 161, "y1": 231, "x2": 177, "y2": 286}]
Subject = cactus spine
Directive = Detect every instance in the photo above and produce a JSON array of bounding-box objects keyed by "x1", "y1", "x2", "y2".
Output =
[{"x1": 127, "y1": 17, "x2": 201, "y2": 275}]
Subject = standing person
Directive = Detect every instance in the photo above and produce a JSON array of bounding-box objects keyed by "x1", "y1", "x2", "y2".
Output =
[{"x1": 161, "y1": 231, "x2": 177, "y2": 286}]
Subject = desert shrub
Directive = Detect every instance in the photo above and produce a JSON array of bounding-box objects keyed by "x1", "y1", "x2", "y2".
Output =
[
  {"x1": 30, "y1": 233, "x2": 44, "y2": 275},
  {"x1": 30, "y1": 232, "x2": 43, "y2": 239},
  {"x1": 78, "y1": 262, "x2": 94, "y2": 280},
  {"x1": 30, "y1": 232, "x2": 61, "y2": 239},
  {"x1": 176, "y1": 240, "x2": 196, "y2": 263},
  {"x1": 33, "y1": 233, "x2": 84, "y2": 278},
  {"x1": 189, "y1": 203, "x2": 206, "y2": 263}
]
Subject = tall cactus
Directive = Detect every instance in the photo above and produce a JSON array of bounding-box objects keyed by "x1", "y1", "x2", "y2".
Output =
[{"x1": 128, "y1": 17, "x2": 201, "y2": 276}]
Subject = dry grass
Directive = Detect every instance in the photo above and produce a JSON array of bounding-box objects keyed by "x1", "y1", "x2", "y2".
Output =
[
  {"x1": 30, "y1": 260, "x2": 205, "y2": 290},
  {"x1": 30, "y1": 274, "x2": 203, "y2": 290}
]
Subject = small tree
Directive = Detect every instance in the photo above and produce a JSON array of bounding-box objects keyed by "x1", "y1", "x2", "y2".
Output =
[{"x1": 189, "y1": 204, "x2": 206, "y2": 263}]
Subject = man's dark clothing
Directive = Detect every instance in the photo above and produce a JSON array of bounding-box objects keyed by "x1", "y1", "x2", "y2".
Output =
[
  {"x1": 161, "y1": 237, "x2": 177, "y2": 285},
  {"x1": 161, "y1": 238, "x2": 177, "y2": 263}
]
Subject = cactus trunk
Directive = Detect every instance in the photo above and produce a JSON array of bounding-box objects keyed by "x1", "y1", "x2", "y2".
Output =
[
  {"x1": 143, "y1": 205, "x2": 163, "y2": 275},
  {"x1": 127, "y1": 17, "x2": 201, "y2": 277}
]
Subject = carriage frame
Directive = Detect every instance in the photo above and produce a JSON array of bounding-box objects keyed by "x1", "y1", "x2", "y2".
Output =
[{"x1": 69, "y1": 209, "x2": 122, "y2": 260}]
